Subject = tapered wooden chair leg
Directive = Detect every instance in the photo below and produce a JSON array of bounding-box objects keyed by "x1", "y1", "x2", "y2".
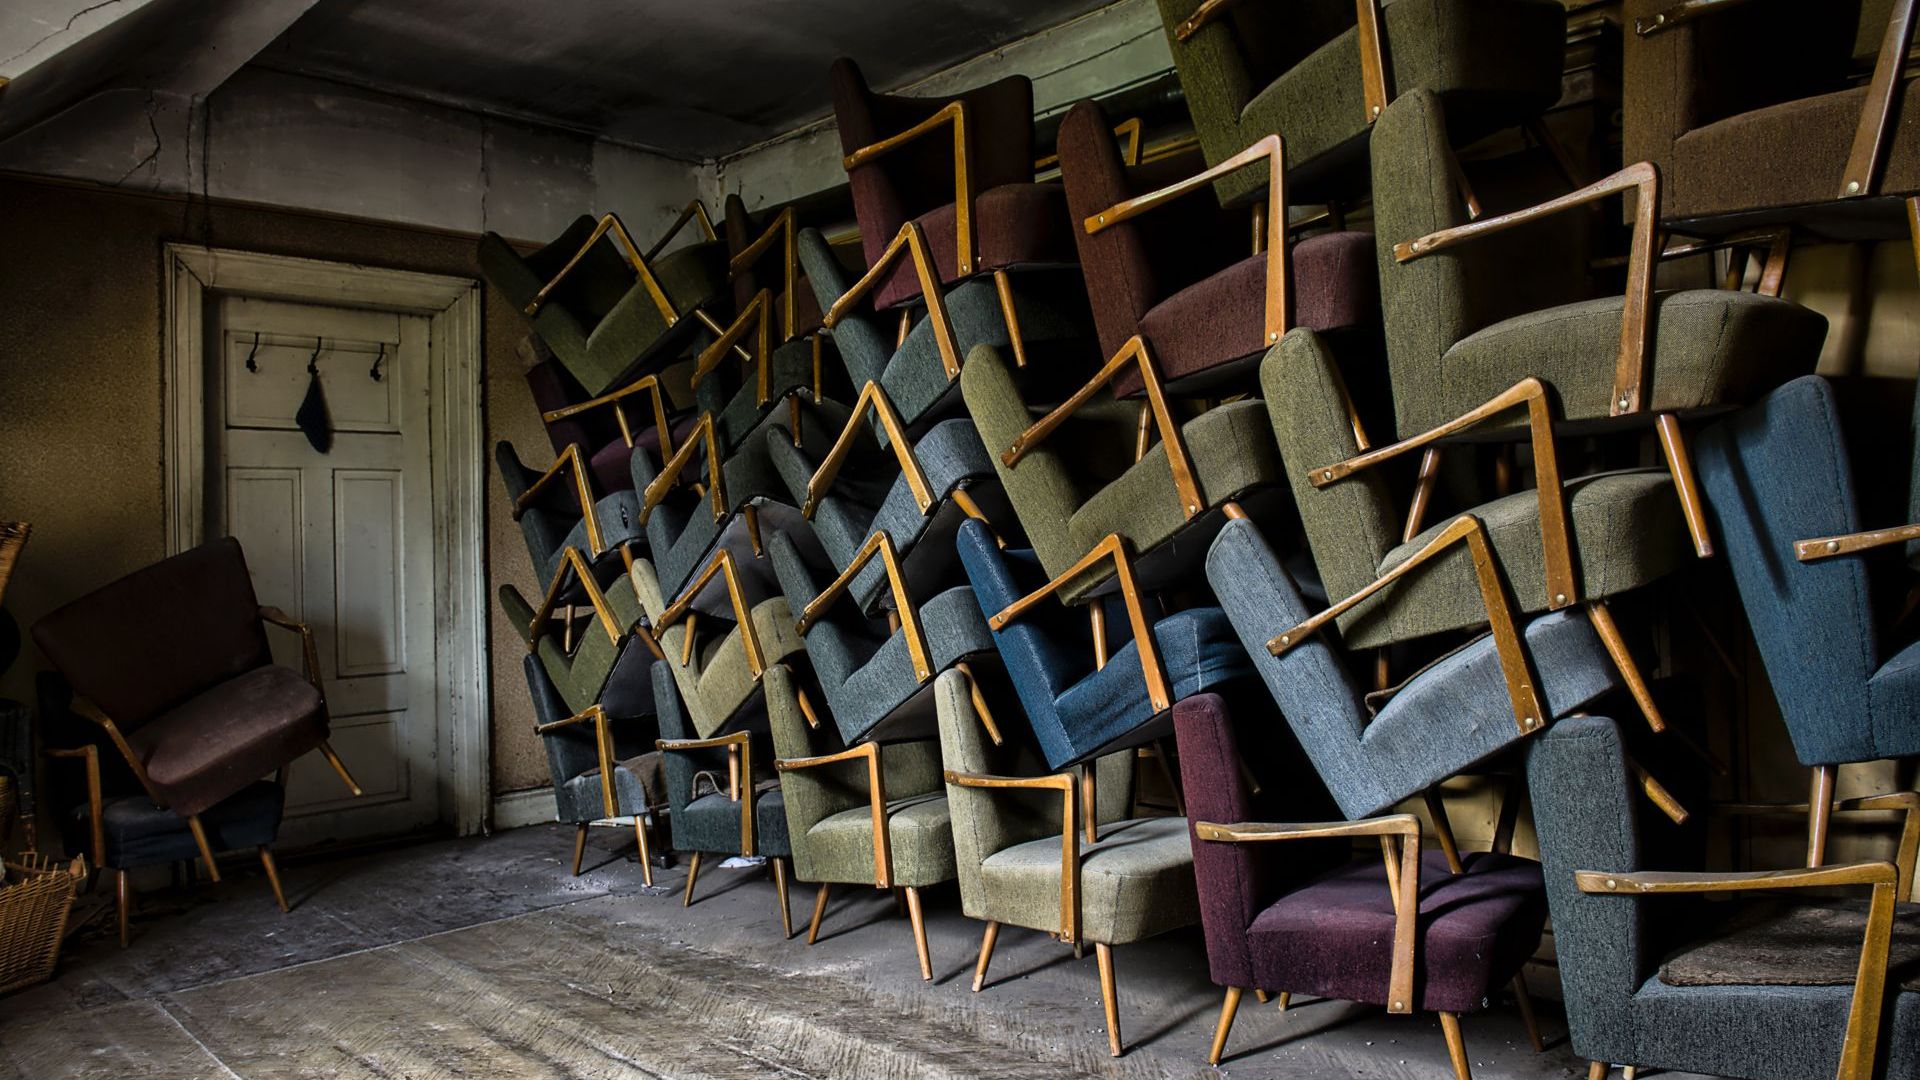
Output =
[
  {"x1": 807, "y1": 883, "x2": 830, "y2": 944},
  {"x1": 1588, "y1": 1063, "x2": 1608, "y2": 1080},
  {"x1": 972, "y1": 921, "x2": 1000, "y2": 992},
  {"x1": 1439, "y1": 1011, "x2": 1472, "y2": 1080},
  {"x1": 1254, "y1": 989, "x2": 1269, "y2": 1004},
  {"x1": 116, "y1": 868, "x2": 130, "y2": 948},
  {"x1": 633, "y1": 818, "x2": 654, "y2": 888},
  {"x1": 1654, "y1": 414, "x2": 1713, "y2": 558},
  {"x1": 902, "y1": 886, "x2": 933, "y2": 980},
  {"x1": 1512, "y1": 973, "x2": 1544, "y2": 1052},
  {"x1": 316, "y1": 740, "x2": 363, "y2": 796},
  {"x1": 1208, "y1": 986, "x2": 1244, "y2": 1065},
  {"x1": 1586, "y1": 600, "x2": 1667, "y2": 735},
  {"x1": 186, "y1": 816, "x2": 221, "y2": 882},
  {"x1": 1809, "y1": 764, "x2": 1838, "y2": 867},
  {"x1": 1096, "y1": 943, "x2": 1123, "y2": 1057},
  {"x1": 1276, "y1": 991, "x2": 1290, "y2": 1011},
  {"x1": 682, "y1": 851, "x2": 703, "y2": 907},
  {"x1": 571, "y1": 823, "x2": 589, "y2": 876},
  {"x1": 1424, "y1": 788, "x2": 1465, "y2": 873},
  {"x1": 1622, "y1": 1067, "x2": 1637, "y2": 1080},
  {"x1": 258, "y1": 846, "x2": 289, "y2": 913},
  {"x1": 773, "y1": 858, "x2": 793, "y2": 939}
]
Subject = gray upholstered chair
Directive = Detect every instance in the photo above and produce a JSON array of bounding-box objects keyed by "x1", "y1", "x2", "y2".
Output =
[
  {"x1": 497, "y1": 439, "x2": 646, "y2": 608},
  {"x1": 933, "y1": 666, "x2": 1198, "y2": 1057},
  {"x1": 653, "y1": 660, "x2": 793, "y2": 931},
  {"x1": 768, "y1": 528, "x2": 996, "y2": 747},
  {"x1": 629, "y1": 556, "x2": 805, "y2": 740},
  {"x1": 763, "y1": 661, "x2": 955, "y2": 970},
  {"x1": 1529, "y1": 714, "x2": 1920, "y2": 1080},
  {"x1": 1697, "y1": 373, "x2": 1920, "y2": 867}
]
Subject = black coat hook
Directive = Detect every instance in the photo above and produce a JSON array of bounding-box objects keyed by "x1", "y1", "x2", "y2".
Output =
[
  {"x1": 369, "y1": 343, "x2": 386, "y2": 382},
  {"x1": 308, "y1": 337, "x2": 324, "y2": 374},
  {"x1": 245, "y1": 331, "x2": 261, "y2": 373}
]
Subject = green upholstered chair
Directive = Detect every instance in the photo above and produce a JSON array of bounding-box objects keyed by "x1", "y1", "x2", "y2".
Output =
[
  {"x1": 496, "y1": 439, "x2": 646, "y2": 608},
  {"x1": 1369, "y1": 88, "x2": 1828, "y2": 559},
  {"x1": 933, "y1": 667, "x2": 1199, "y2": 1058},
  {"x1": 629, "y1": 555, "x2": 806, "y2": 740},
  {"x1": 768, "y1": 528, "x2": 997, "y2": 747},
  {"x1": 499, "y1": 549, "x2": 663, "y2": 882},
  {"x1": 764, "y1": 662, "x2": 956, "y2": 969},
  {"x1": 478, "y1": 208, "x2": 732, "y2": 398},
  {"x1": 652, "y1": 659, "x2": 793, "y2": 931},
  {"x1": 1153, "y1": 0, "x2": 1568, "y2": 206},
  {"x1": 1263, "y1": 326, "x2": 1694, "y2": 737}
]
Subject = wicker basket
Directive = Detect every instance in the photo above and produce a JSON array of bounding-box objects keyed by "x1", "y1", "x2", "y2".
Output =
[{"x1": 0, "y1": 853, "x2": 84, "y2": 996}]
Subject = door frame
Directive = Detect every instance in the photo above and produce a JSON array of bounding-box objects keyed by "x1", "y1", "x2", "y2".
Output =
[{"x1": 161, "y1": 244, "x2": 490, "y2": 837}]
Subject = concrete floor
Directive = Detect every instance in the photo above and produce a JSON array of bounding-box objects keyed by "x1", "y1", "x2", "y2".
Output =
[{"x1": 0, "y1": 823, "x2": 1623, "y2": 1079}]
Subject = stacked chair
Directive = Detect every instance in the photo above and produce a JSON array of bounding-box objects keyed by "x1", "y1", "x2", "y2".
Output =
[{"x1": 460, "y1": 18, "x2": 1920, "y2": 1073}]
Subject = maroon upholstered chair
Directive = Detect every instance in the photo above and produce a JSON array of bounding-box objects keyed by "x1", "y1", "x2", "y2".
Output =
[
  {"x1": 523, "y1": 348, "x2": 694, "y2": 497},
  {"x1": 1172, "y1": 694, "x2": 1548, "y2": 1074},
  {"x1": 724, "y1": 193, "x2": 825, "y2": 346},
  {"x1": 31, "y1": 539, "x2": 362, "y2": 880},
  {"x1": 1056, "y1": 97, "x2": 1379, "y2": 399},
  {"x1": 827, "y1": 58, "x2": 1080, "y2": 346}
]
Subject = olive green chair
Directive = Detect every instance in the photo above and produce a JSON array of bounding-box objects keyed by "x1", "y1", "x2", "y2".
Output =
[
  {"x1": 765, "y1": 662, "x2": 956, "y2": 972},
  {"x1": 933, "y1": 667, "x2": 1199, "y2": 1058},
  {"x1": 630, "y1": 555, "x2": 806, "y2": 740},
  {"x1": 1153, "y1": 0, "x2": 1568, "y2": 206}
]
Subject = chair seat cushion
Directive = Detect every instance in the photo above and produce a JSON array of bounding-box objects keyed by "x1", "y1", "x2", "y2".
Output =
[
  {"x1": 1427, "y1": 289, "x2": 1826, "y2": 433},
  {"x1": 873, "y1": 183, "x2": 1078, "y2": 310},
  {"x1": 676, "y1": 790, "x2": 748, "y2": 856},
  {"x1": 1042, "y1": 606, "x2": 1255, "y2": 770},
  {"x1": 1340, "y1": 469, "x2": 1690, "y2": 650},
  {"x1": 1066, "y1": 399, "x2": 1283, "y2": 602},
  {"x1": 1126, "y1": 231, "x2": 1378, "y2": 397},
  {"x1": 684, "y1": 598, "x2": 807, "y2": 739},
  {"x1": 1672, "y1": 79, "x2": 1920, "y2": 228},
  {"x1": 805, "y1": 791, "x2": 955, "y2": 888},
  {"x1": 1658, "y1": 900, "x2": 1920, "y2": 993},
  {"x1": 1868, "y1": 638, "x2": 1920, "y2": 762},
  {"x1": 1228, "y1": 0, "x2": 1566, "y2": 205},
  {"x1": 587, "y1": 415, "x2": 701, "y2": 496},
  {"x1": 830, "y1": 586, "x2": 997, "y2": 745},
  {"x1": 979, "y1": 815, "x2": 1198, "y2": 944},
  {"x1": 1248, "y1": 850, "x2": 1546, "y2": 1013},
  {"x1": 560, "y1": 752, "x2": 662, "y2": 826},
  {"x1": 577, "y1": 240, "x2": 730, "y2": 395},
  {"x1": 88, "y1": 781, "x2": 284, "y2": 869},
  {"x1": 129, "y1": 666, "x2": 329, "y2": 818}
]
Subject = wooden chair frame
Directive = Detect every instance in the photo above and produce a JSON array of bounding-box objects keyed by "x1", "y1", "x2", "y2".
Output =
[
  {"x1": 944, "y1": 768, "x2": 1080, "y2": 943},
  {"x1": 729, "y1": 206, "x2": 801, "y2": 342},
  {"x1": 652, "y1": 547, "x2": 768, "y2": 680},
  {"x1": 988, "y1": 533, "x2": 1173, "y2": 714},
  {"x1": 796, "y1": 529, "x2": 934, "y2": 684},
  {"x1": 644, "y1": 199, "x2": 718, "y2": 262},
  {"x1": 1719, "y1": 792, "x2": 1920, "y2": 890},
  {"x1": 803, "y1": 380, "x2": 936, "y2": 521},
  {"x1": 511, "y1": 443, "x2": 607, "y2": 557},
  {"x1": 538, "y1": 373, "x2": 678, "y2": 460},
  {"x1": 843, "y1": 99, "x2": 975, "y2": 278},
  {"x1": 535, "y1": 701, "x2": 655, "y2": 886},
  {"x1": 777, "y1": 741, "x2": 893, "y2": 889},
  {"x1": 823, "y1": 221, "x2": 964, "y2": 379},
  {"x1": 638, "y1": 412, "x2": 727, "y2": 526},
  {"x1": 654, "y1": 730, "x2": 757, "y2": 877},
  {"x1": 1175, "y1": 0, "x2": 1391, "y2": 124},
  {"x1": 527, "y1": 546, "x2": 626, "y2": 650},
  {"x1": 690, "y1": 287, "x2": 777, "y2": 407}
]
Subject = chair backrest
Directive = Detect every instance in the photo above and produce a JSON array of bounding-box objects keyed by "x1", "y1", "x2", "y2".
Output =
[
  {"x1": 1369, "y1": 89, "x2": 1592, "y2": 436},
  {"x1": 1696, "y1": 375, "x2": 1898, "y2": 766},
  {"x1": 499, "y1": 571, "x2": 647, "y2": 719},
  {"x1": 1523, "y1": 715, "x2": 1657, "y2": 1067},
  {"x1": 1621, "y1": 0, "x2": 1862, "y2": 185},
  {"x1": 1204, "y1": 517, "x2": 1383, "y2": 819},
  {"x1": 768, "y1": 530, "x2": 887, "y2": 712},
  {"x1": 495, "y1": 441, "x2": 573, "y2": 573},
  {"x1": 726, "y1": 194, "x2": 824, "y2": 336},
  {"x1": 522, "y1": 354, "x2": 618, "y2": 460},
  {"x1": 478, "y1": 216, "x2": 634, "y2": 365},
  {"x1": 653, "y1": 659, "x2": 728, "y2": 837},
  {"x1": 830, "y1": 57, "x2": 1037, "y2": 277},
  {"x1": 799, "y1": 226, "x2": 893, "y2": 390},
  {"x1": 522, "y1": 650, "x2": 597, "y2": 789},
  {"x1": 954, "y1": 522, "x2": 1094, "y2": 740},
  {"x1": 32, "y1": 538, "x2": 269, "y2": 732}
]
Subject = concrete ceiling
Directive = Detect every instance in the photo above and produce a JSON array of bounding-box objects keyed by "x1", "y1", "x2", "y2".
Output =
[{"x1": 248, "y1": 0, "x2": 1114, "y2": 160}]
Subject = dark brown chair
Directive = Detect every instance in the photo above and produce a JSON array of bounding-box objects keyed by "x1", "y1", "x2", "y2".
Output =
[{"x1": 31, "y1": 538, "x2": 361, "y2": 881}]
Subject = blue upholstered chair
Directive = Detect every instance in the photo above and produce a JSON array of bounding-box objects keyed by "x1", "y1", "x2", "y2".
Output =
[
  {"x1": 653, "y1": 659, "x2": 793, "y2": 932},
  {"x1": 955, "y1": 518, "x2": 1253, "y2": 769},
  {"x1": 1697, "y1": 374, "x2": 1920, "y2": 867},
  {"x1": 1528, "y1": 714, "x2": 1920, "y2": 1080}
]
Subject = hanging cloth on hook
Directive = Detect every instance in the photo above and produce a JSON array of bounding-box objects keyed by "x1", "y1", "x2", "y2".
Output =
[{"x1": 295, "y1": 337, "x2": 333, "y2": 453}]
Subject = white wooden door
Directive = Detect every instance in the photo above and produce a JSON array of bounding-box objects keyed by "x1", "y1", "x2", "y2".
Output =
[{"x1": 207, "y1": 296, "x2": 440, "y2": 845}]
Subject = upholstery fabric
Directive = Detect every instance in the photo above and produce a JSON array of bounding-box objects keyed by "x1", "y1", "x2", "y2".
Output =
[
  {"x1": 495, "y1": 440, "x2": 646, "y2": 591},
  {"x1": 127, "y1": 665, "x2": 328, "y2": 818},
  {"x1": 654, "y1": 658, "x2": 788, "y2": 859},
  {"x1": 522, "y1": 356, "x2": 695, "y2": 496},
  {"x1": 724, "y1": 192, "x2": 826, "y2": 337},
  {"x1": 1697, "y1": 375, "x2": 1920, "y2": 766},
  {"x1": 87, "y1": 781, "x2": 284, "y2": 870},
  {"x1": 871, "y1": 183, "x2": 1078, "y2": 310},
  {"x1": 1154, "y1": 0, "x2": 1565, "y2": 205},
  {"x1": 979, "y1": 815, "x2": 1199, "y2": 945},
  {"x1": 957, "y1": 519, "x2": 1255, "y2": 769},
  {"x1": 522, "y1": 652, "x2": 658, "y2": 825},
  {"x1": 631, "y1": 559, "x2": 805, "y2": 739},
  {"x1": 1527, "y1": 714, "x2": 1920, "y2": 1080},
  {"x1": 1658, "y1": 900, "x2": 1920, "y2": 993},
  {"x1": 770, "y1": 530, "x2": 995, "y2": 745},
  {"x1": 499, "y1": 569, "x2": 651, "y2": 721},
  {"x1": 32, "y1": 538, "x2": 271, "y2": 732},
  {"x1": 1206, "y1": 515, "x2": 1617, "y2": 818}
]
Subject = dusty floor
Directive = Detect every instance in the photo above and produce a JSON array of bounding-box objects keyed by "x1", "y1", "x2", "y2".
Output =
[{"x1": 1, "y1": 824, "x2": 1645, "y2": 1079}]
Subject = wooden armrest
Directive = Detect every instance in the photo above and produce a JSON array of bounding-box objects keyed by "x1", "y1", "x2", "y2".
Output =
[
  {"x1": 1198, "y1": 813, "x2": 1422, "y2": 1011},
  {"x1": 691, "y1": 289, "x2": 776, "y2": 406},
  {"x1": 822, "y1": 221, "x2": 962, "y2": 379},
  {"x1": 1002, "y1": 336, "x2": 1202, "y2": 520},
  {"x1": 654, "y1": 548, "x2": 766, "y2": 678},
  {"x1": 512, "y1": 444, "x2": 606, "y2": 556},
  {"x1": 46, "y1": 744, "x2": 104, "y2": 866},
  {"x1": 537, "y1": 704, "x2": 624, "y2": 820},
  {"x1": 528, "y1": 547, "x2": 624, "y2": 651},
  {"x1": 945, "y1": 768, "x2": 1080, "y2": 939},
  {"x1": 643, "y1": 200, "x2": 717, "y2": 262},
  {"x1": 1796, "y1": 524, "x2": 1920, "y2": 562},
  {"x1": 779, "y1": 741, "x2": 890, "y2": 886},
  {"x1": 639, "y1": 412, "x2": 726, "y2": 526},
  {"x1": 68, "y1": 697, "x2": 164, "y2": 807},
  {"x1": 797, "y1": 531, "x2": 932, "y2": 682},
  {"x1": 1088, "y1": 135, "x2": 1290, "y2": 345},
  {"x1": 1633, "y1": 0, "x2": 1758, "y2": 35},
  {"x1": 1177, "y1": 0, "x2": 1387, "y2": 122},
  {"x1": 658, "y1": 730, "x2": 755, "y2": 854},
  {"x1": 656, "y1": 731, "x2": 751, "y2": 753},
  {"x1": 1035, "y1": 117, "x2": 1144, "y2": 172},
  {"x1": 1311, "y1": 378, "x2": 1575, "y2": 611},
  {"x1": 259, "y1": 605, "x2": 325, "y2": 694},
  {"x1": 729, "y1": 207, "x2": 799, "y2": 341},
  {"x1": 1271, "y1": 513, "x2": 1546, "y2": 737},
  {"x1": 1399, "y1": 163, "x2": 1660, "y2": 415},
  {"x1": 1843, "y1": 0, "x2": 1919, "y2": 198},
  {"x1": 989, "y1": 533, "x2": 1171, "y2": 712},
  {"x1": 844, "y1": 99, "x2": 976, "y2": 279},
  {"x1": 527, "y1": 212, "x2": 678, "y2": 327},
  {"x1": 1720, "y1": 793, "x2": 1920, "y2": 900},
  {"x1": 804, "y1": 381, "x2": 934, "y2": 520},
  {"x1": 540, "y1": 375, "x2": 677, "y2": 458}
]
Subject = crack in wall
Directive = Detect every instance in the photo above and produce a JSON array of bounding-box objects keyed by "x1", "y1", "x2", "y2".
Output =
[
  {"x1": 110, "y1": 87, "x2": 161, "y2": 186},
  {"x1": 1, "y1": 0, "x2": 140, "y2": 69}
]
